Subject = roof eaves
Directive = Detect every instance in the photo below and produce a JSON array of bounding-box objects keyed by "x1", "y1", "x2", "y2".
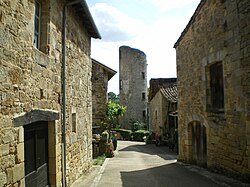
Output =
[
  {"x1": 92, "y1": 59, "x2": 117, "y2": 80},
  {"x1": 174, "y1": 0, "x2": 206, "y2": 48},
  {"x1": 71, "y1": 0, "x2": 101, "y2": 39}
]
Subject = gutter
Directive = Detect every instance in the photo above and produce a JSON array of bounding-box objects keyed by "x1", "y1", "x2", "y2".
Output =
[{"x1": 62, "y1": 1, "x2": 82, "y2": 187}]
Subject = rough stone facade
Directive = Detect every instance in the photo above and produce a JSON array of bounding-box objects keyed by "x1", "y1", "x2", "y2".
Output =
[
  {"x1": 119, "y1": 46, "x2": 148, "y2": 129},
  {"x1": 149, "y1": 79, "x2": 177, "y2": 138},
  {"x1": 92, "y1": 59, "x2": 117, "y2": 133},
  {"x1": 0, "y1": 0, "x2": 100, "y2": 186},
  {"x1": 175, "y1": 0, "x2": 250, "y2": 181}
]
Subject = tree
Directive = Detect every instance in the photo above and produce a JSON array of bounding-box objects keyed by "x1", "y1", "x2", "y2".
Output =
[
  {"x1": 101, "y1": 100, "x2": 126, "y2": 138},
  {"x1": 108, "y1": 92, "x2": 119, "y2": 102}
]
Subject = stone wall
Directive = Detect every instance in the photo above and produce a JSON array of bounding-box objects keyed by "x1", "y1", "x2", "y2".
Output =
[
  {"x1": 119, "y1": 46, "x2": 148, "y2": 129},
  {"x1": 0, "y1": 0, "x2": 94, "y2": 186},
  {"x1": 175, "y1": 0, "x2": 250, "y2": 181},
  {"x1": 92, "y1": 59, "x2": 116, "y2": 133},
  {"x1": 149, "y1": 91, "x2": 168, "y2": 136}
]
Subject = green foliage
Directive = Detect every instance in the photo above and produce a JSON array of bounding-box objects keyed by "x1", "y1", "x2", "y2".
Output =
[
  {"x1": 108, "y1": 92, "x2": 119, "y2": 102},
  {"x1": 146, "y1": 133, "x2": 153, "y2": 144},
  {"x1": 101, "y1": 100, "x2": 126, "y2": 139},
  {"x1": 116, "y1": 129, "x2": 132, "y2": 140},
  {"x1": 130, "y1": 120, "x2": 146, "y2": 132},
  {"x1": 93, "y1": 154, "x2": 106, "y2": 166},
  {"x1": 131, "y1": 130, "x2": 150, "y2": 142}
]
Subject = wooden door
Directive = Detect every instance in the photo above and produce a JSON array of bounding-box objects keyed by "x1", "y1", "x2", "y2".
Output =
[
  {"x1": 191, "y1": 122, "x2": 207, "y2": 165},
  {"x1": 24, "y1": 121, "x2": 49, "y2": 187}
]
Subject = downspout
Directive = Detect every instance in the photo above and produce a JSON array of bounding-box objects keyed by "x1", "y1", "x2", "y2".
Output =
[{"x1": 62, "y1": 1, "x2": 83, "y2": 187}]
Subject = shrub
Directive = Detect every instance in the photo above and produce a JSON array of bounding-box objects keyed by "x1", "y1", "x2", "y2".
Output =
[
  {"x1": 146, "y1": 133, "x2": 153, "y2": 144},
  {"x1": 132, "y1": 130, "x2": 150, "y2": 142},
  {"x1": 130, "y1": 120, "x2": 146, "y2": 132},
  {"x1": 116, "y1": 129, "x2": 132, "y2": 140},
  {"x1": 93, "y1": 154, "x2": 106, "y2": 166}
]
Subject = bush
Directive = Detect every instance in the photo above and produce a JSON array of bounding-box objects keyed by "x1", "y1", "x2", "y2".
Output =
[
  {"x1": 131, "y1": 131, "x2": 144, "y2": 141},
  {"x1": 146, "y1": 133, "x2": 153, "y2": 144},
  {"x1": 131, "y1": 120, "x2": 146, "y2": 132},
  {"x1": 132, "y1": 130, "x2": 150, "y2": 142},
  {"x1": 93, "y1": 154, "x2": 106, "y2": 166},
  {"x1": 116, "y1": 129, "x2": 132, "y2": 140}
]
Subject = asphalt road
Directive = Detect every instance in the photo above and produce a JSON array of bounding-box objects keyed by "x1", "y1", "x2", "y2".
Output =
[{"x1": 72, "y1": 141, "x2": 249, "y2": 187}]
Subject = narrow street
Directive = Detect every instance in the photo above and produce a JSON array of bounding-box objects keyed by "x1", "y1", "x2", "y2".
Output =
[{"x1": 86, "y1": 141, "x2": 248, "y2": 187}]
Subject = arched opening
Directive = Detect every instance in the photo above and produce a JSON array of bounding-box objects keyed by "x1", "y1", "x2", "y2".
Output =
[{"x1": 188, "y1": 121, "x2": 207, "y2": 166}]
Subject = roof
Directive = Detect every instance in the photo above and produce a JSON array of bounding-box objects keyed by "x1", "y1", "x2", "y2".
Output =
[
  {"x1": 92, "y1": 59, "x2": 117, "y2": 80},
  {"x1": 174, "y1": 0, "x2": 205, "y2": 48},
  {"x1": 149, "y1": 78, "x2": 177, "y2": 101},
  {"x1": 160, "y1": 85, "x2": 178, "y2": 103},
  {"x1": 70, "y1": 0, "x2": 101, "y2": 39}
]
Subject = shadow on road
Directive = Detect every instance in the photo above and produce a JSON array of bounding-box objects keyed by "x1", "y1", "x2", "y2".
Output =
[
  {"x1": 120, "y1": 162, "x2": 225, "y2": 187},
  {"x1": 119, "y1": 142, "x2": 177, "y2": 160}
]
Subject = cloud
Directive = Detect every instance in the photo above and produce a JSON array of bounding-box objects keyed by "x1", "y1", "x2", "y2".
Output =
[
  {"x1": 145, "y1": 0, "x2": 199, "y2": 12},
  {"x1": 90, "y1": 3, "x2": 145, "y2": 42},
  {"x1": 89, "y1": 0, "x2": 201, "y2": 94}
]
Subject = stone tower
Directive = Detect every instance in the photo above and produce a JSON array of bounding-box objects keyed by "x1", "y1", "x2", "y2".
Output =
[{"x1": 119, "y1": 46, "x2": 148, "y2": 129}]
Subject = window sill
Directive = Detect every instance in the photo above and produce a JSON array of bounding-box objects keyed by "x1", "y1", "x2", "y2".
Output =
[{"x1": 33, "y1": 47, "x2": 51, "y2": 67}]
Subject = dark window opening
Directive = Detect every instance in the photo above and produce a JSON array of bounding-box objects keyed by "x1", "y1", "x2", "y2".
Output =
[
  {"x1": 141, "y1": 72, "x2": 145, "y2": 79},
  {"x1": 210, "y1": 62, "x2": 224, "y2": 111},
  {"x1": 142, "y1": 92, "x2": 146, "y2": 100},
  {"x1": 72, "y1": 113, "x2": 77, "y2": 133},
  {"x1": 120, "y1": 80, "x2": 123, "y2": 90},
  {"x1": 143, "y1": 110, "x2": 146, "y2": 117}
]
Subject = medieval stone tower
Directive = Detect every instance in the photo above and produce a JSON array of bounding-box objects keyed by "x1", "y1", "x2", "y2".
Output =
[{"x1": 119, "y1": 46, "x2": 148, "y2": 129}]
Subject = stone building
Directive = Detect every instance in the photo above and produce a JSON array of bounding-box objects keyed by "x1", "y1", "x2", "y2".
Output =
[
  {"x1": 149, "y1": 78, "x2": 177, "y2": 139},
  {"x1": 119, "y1": 46, "x2": 148, "y2": 129},
  {"x1": 174, "y1": 0, "x2": 250, "y2": 181},
  {"x1": 92, "y1": 58, "x2": 117, "y2": 133},
  {"x1": 0, "y1": 0, "x2": 101, "y2": 186}
]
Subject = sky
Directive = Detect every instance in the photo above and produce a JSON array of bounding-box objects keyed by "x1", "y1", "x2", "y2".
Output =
[{"x1": 87, "y1": 0, "x2": 201, "y2": 94}]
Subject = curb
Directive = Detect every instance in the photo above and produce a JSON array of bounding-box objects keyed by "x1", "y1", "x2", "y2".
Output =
[{"x1": 91, "y1": 158, "x2": 110, "y2": 187}]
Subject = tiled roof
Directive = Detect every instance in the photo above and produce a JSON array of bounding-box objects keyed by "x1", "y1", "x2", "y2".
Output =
[
  {"x1": 160, "y1": 85, "x2": 177, "y2": 103},
  {"x1": 149, "y1": 78, "x2": 177, "y2": 101}
]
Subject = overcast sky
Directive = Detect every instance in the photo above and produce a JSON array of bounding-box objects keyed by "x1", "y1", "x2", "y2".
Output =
[{"x1": 87, "y1": 0, "x2": 201, "y2": 94}]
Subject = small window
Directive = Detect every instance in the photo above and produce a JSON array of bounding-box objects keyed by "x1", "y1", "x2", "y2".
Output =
[
  {"x1": 72, "y1": 113, "x2": 77, "y2": 133},
  {"x1": 142, "y1": 92, "x2": 146, "y2": 100},
  {"x1": 210, "y1": 62, "x2": 224, "y2": 111},
  {"x1": 141, "y1": 72, "x2": 145, "y2": 79},
  {"x1": 155, "y1": 110, "x2": 157, "y2": 120},
  {"x1": 120, "y1": 80, "x2": 123, "y2": 90},
  {"x1": 143, "y1": 110, "x2": 146, "y2": 117},
  {"x1": 34, "y1": 0, "x2": 41, "y2": 48}
]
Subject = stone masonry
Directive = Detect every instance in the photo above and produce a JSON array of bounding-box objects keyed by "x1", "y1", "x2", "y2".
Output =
[
  {"x1": 174, "y1": 0, "x2": 250, "y2": 181},
  {"x1": 92, "y1": 59, "x2": 117, "y2": 133},
  {"x1": 0, "y1": 0, "x2": 100, "y2": 186},
  {"x1": 119, "y1": 46, "x2": 148, "y2": 129},
  {"x1": 149, "y1": 78, "x2": 177, "y2": 138}
]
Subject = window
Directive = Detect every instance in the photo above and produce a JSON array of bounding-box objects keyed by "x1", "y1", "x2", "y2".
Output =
[
  {"x1": 120, "y1": 80, "x2": 123, "y2": 90},
  {"x1": 141, "y1": 72, "x2": 145, "y2": 79},
  {"x1": 143, "y1": 110, "x2": 146, "y2": 117},
  {"x1": 210, "y1": 62, "x2": 224, "y2": 111},
  {"x1": 142, "y1": 92, "x2": 146, "y2": 100},
  {"x1": 34, "y1": 0, "x2": 41, "y2": 48},
  {"x1": 72, "y1": 113, "x2": 77, "y2": 133},
  {"x1": 33, "y1": 0, "x2": 49, "y2": 53}
]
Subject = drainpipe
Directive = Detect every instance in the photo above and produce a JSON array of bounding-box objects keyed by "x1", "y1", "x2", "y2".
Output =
[{"x1": 62, "y1": 1, "x2": 82, "y2": 187}]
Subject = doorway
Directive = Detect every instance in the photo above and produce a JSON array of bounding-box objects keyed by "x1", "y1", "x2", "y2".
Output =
[
  {"x1": 190, "y1": 121, "x2": 207, "y2": 166},
  {"x1": 24, "y1": 121, "x2": 49, "y2": 187}
]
